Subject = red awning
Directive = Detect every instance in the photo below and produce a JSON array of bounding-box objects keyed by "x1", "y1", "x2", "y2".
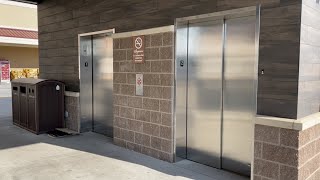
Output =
[{"x1": 0, "y1": 27, "x2": 38, "y2": 39}]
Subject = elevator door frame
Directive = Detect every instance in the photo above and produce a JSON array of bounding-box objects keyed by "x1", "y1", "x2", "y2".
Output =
[
  {"x1": 174, "y1": 6, "x2": 260, "y2": 176},
  {"x1": 79, "y1": 29, "x2": 115, "y2": 134}
]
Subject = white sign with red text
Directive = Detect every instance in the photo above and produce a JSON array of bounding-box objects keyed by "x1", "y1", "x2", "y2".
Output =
[{"x1": 136, "y1": 74, "x2": 143, "y2": 96}]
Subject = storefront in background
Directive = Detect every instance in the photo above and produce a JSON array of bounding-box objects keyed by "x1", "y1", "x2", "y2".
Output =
[
  {"x1": 0, "y1": 59, "x2": 39, "y2": 82},
  {"x1": 10, "y1": 68, "x2": 39, "y2": 80}
]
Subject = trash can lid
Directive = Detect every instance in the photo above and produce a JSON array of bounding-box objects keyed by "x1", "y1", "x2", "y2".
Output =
[{"x1": 11, "y1": 78, "x2": 52, "y2": 85}]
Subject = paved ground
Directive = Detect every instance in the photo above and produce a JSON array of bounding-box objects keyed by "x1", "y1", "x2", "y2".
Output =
[{"x1": 0, "y1": 97, "x2": 249, "y2": 180}]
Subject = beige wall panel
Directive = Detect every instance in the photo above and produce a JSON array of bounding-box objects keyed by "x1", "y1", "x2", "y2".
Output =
[
  {"x1": 0, "y1": 4, "x2": 37, "y2": 29},
  {"x1": 0, "y1": 46, "x2": 38, "y2": 68}
]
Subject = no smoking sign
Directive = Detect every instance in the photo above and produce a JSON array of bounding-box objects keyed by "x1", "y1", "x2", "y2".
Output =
[
  {"x1": 133, "y1": 36, "x2": 145, "y2": 64},
  {"x1": 135, "y1": 37, "x2": 143, "y2": 49}
]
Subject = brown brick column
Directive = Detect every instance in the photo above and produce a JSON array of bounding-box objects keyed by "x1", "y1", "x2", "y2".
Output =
[
  {"x1": 113, "y1": 30, "x2": 174, "y2": 162},
  {"x1": 254, "y1": 124, "x2": 320, "y2": 180}
]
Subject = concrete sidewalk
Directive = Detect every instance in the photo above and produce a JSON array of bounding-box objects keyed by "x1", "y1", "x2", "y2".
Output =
[
  {"x1": 0, "y1": 82, "x2": 11, "y2": 97},
  {"x1": 0, "y1": 97, "x2": 249, "y2": 180}
]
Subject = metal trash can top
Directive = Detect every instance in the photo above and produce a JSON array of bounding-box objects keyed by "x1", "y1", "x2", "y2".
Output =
[{"x1": 11, "y1": 78, "x2": 58, "y2": 85}]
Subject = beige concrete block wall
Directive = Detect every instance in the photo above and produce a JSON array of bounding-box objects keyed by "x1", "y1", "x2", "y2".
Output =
[
  {"x1": 254, "y1": 124, "x2": 320, "y2": 180},
  {"x1": 113, "y1": 31, "x2": 174, "y2": 162},
  {"x1": 0, "y1": 46, "x2": 39, "y2": 68}
]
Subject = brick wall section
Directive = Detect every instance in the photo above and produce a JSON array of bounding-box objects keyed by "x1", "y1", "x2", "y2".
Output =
[
  {"x1": 254, "y1": 124, "x2": 320, "y2": 180},
  {"x1": 113, "y1": 32, "x2": 174, "y2": 162},
  {"x1": 254, "y1": 124, "x2": 299, "y2": 180},
  {"x1": 297, "y1": 124, "x2": 320, "y2": 180},
  {"x1": 64, "y1": 95, "x2": 80, "y2": 132}
]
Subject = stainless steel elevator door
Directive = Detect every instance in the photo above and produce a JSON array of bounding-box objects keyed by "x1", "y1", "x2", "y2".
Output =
[
  {"x1": 187, "y1": 20, "x2": 224, "y2": 168},
  {"x1": 80, "y1": 36, "x2": 93, "y2": 132},
  {"x1": 175, "y1": 21, "x2": 188, "y2": 158},
  {"x1": 92, "y1": 35, "x2": 113, "y2": 137},
  {"x1": 222, "y1": 16, "x2": 256, "y2": 176}
]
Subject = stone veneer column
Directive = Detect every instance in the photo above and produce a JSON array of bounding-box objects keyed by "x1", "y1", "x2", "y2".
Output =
[
  {"x1": 113, "y1": 29, "x2": 174, "y2": 162},
  {"x1": 64, "y1": 92, "x2": 80, "y2": 132},
  {"x1": 254, "y1": 123, "x2": 320, "y2": 180}
]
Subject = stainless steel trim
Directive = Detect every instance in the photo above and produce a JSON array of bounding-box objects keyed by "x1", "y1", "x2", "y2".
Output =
[
  {"x1": 175, "y1": 21, "x2": 189, "y2": 159},
  {"x1": 251, "y1": 5, "x2": 261, "y2": 180},
  {"x1": 220, "y1": 18, "x2": 227, "y2": 166},
  {"x1": 80, "y1": 36, "x2": 93, "y2": 132},
  {"x1": 176, "y1": 6, "x2": 256, "y2": 23}
]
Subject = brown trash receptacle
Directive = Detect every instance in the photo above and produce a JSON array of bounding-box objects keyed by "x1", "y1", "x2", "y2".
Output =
[{"x1": 11, "y1": 78, "x2": 65, "y2": 134}]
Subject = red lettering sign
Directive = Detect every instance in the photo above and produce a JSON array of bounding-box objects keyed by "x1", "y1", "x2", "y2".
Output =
[{"x1": 0, "y1": 61, "x2": 10, "y2": 81}]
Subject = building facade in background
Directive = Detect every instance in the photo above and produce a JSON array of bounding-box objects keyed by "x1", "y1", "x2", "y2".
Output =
[{"x1": 0, "y1": 0, "x2": 38, "y2": 82}]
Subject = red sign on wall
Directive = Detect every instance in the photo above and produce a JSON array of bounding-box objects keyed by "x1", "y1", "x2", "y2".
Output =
[
  {"x1": 133, "y1": 36, "x2": 145, "y2": 64},
  {"x1": 0, "y1": 61, "x2": 10, "y2": 81}
]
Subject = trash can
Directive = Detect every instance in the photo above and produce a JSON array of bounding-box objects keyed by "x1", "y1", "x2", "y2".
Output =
[{"x1": 11, "y1": 78, "x2": 65, "y2": 134}]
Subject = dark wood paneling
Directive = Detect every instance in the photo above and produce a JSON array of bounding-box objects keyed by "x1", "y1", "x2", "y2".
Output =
[
  {"x1": 257, "y1": 2, "x2": 301, "y2": 119},
  {"x1": 257, "y1": 98, "x2": 298, "y2": 119}
]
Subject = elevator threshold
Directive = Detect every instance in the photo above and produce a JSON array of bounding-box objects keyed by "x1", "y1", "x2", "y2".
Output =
[{"x1": 174, "y1": 158, "x2": 249, "y2": 180}]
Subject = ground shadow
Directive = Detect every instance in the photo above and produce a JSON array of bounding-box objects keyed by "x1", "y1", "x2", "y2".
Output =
[{"x1": 0, "y1": 97, "x2": 248, "y2": 180}]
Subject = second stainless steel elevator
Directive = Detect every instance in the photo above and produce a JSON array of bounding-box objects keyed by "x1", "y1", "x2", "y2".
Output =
[
  {"x1": 80, "y1": 31, "x2": 114, "y2": 137},
  {"x1": 175, "y1": 8, "x2": 259, "y2": 176}
]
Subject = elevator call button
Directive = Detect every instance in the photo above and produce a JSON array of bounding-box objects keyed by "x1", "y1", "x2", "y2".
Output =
[{"x1": 180, "y1": 60, "x2": 184, "y2": 67}]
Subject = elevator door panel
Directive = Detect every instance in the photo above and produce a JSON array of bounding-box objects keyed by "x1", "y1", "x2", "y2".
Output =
[
  {"x1": 80, "y1": 36, "x2": 93, "y2": 132},
  {"x1": 222, "y1": 16, "x2": 256, "y2": 176},
  {"x1": 175, "y1": 22, "x2": 188, "y2": 158},
  {"x1": 187, "y1": 20, "x2": 223, "y2": 168},
  {"x1": 92, "y1": 35, "x2": 113, "y2": 137}
]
